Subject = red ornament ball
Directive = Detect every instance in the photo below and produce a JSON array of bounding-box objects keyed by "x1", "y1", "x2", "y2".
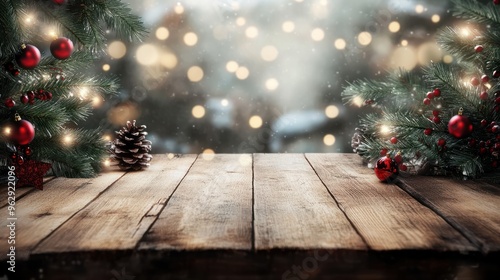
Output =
[
  {"x1": 475, "y1": 45, "x2": 484, "y2": 53},
  {"x1": 448, "y1": 114, "x2": 473, "y2": 139},
  {"x1": 20, "y1": 94, "x2": 29, "y2": 104},
  {"x1": 380, "y1": 148, "x2": 388, "y2": 156},
  {"x1": 433, "y1": 88, "x2": 441, "y2": 97},
  {"x1": 4, "y1": 98, "x2": 15, "y2": 108},
  {"x1": 50, "y1": 37, "x2": 74, "y2": 60},
  {"x1": 15, "y1": 44, "x2": 41, "y2": 69},
  {"x1": 374, "y1": 156, "x2": 399, "y2": 182},
  {"x1": 481, "y1": 75, "x2": 490, "y2": 83},
  {"x1": 424, "y1": 128, "x2": 433, "y2": 136},
  {"x1": 426, "y1": 92, "x2": 434, "y2": 99},
  {"x1": 390, "y1": 137, "x2": 398, "y2": 144},
  {"x1": 11, "y1": 119, "x2": 35, "y2": 146},
  {"x1": 470, "y1": 77, "x2": 480, "y2": 86},
  {"x1": 480, "y1": 91, "x2": 489, "y2": 100}
]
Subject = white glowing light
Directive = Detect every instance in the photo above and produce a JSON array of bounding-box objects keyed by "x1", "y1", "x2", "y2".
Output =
[
  {"x1": 236, "y1": 17, "x2": 246, "y2": 26},
  {"x1": 226, "y1": 61, "x2": 239, "y2": 72},
  {"x1": 352, "y1": 96, "x2": 364, "y2": 107},
  {"x1": 401, "y1": 40, "x2": 409, "y2": 46},
  {"x1": 282, "y1": 21, "x2": 295, "y2": 33},
  {"x1": 102, "y1": 64, "x2": 110, "y2": 71},
  {"x1": 265, "y1": 78, "x2": 279, "y2": 91},
  {"x1": 334, "y1": 39, "x2": 346, "y2": 50},
  {"x1": 160, "y1": 52, "x2": 178, "y2": 69},
  {"x1": 311, "y1": 28, "x2": 325, "y2": 41},
  {"x1": 431, "y1": 14, "x2": 441, "y2": 23},
  {"x1": 202, "y1": 149, "x2": 215, "y2": 161},
  {"x1": 380, "y1": 125, "x2": 391, "y2": 135},
  {"x1": 221, "y1": 99, "x2": 229, "y2": 106},
  {"x1": 261, "y1": 45, "x2": 279, "y2": 61},
  {"x1": 415, "y1": 5, "x2": 424, "y2": 14},
  {"x1": 174, "y1": 4, "x2": 184, "y2": 14},
  {"x1": 245, "y1": 26, "x2": 259, "y2": 38},
  {"x1": 63, "y1": 134, "x2": 74, "y2": 145},
  {"x1": 358, "y1": 32, "x2": 372, "y2": 46},
  {"x1": 388, "y1": 21, "x2": 400, "y2": 33},
  {"x1": 236, "y1": 66, "x2": 250, "y2": 80},
  {"x1": 184, "y1": 32, "x2": 198, "y2": 46}
]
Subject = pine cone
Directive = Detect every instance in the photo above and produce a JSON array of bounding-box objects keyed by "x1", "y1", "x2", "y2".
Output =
[
  {"x1": 109, "y1": 120, "x2": 153, "y2": 171},
  {"x1": 351, "y1": 127, "x2": 365, "y2": 153}
]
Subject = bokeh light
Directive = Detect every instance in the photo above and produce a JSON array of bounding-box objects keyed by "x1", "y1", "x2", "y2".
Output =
[
  {"x1": 236, "y1": 17, "x2": 246, "y2": 26},
  {"x1": 325, "y1": 105, "x2": 339, "y2": 119},
  {"x1": 202, "y1": 149, "x2": 215, "y2": 160},
  {"x1": 184, "y1": 32, "x2": 198, "y2": 46},
  {"x1": 261, "y1": 45, "x2": 279, "y2": 61},
  {"x1": 265, "y1": 78, "x2": 279, "y2": 91},
  {"x1": 192, "y1": 105, "x2": 206, "y2": 118},
  {"x1": 311, "y1": 28, "x2": 325, "y2": 41},
  {"x1": 156, "y1": 27, "x2": 169, "y2": 40},
  {"x1": 136, "y1": 44, "x2": 159, "y2": 65},
  {"x1": 334, "y1": 39, "x2": 346, "y2": 50},
  {"x1": 323, "y1": 134, "x2": 336, "y2": 146},
  {"x1": 249, "y1": 115, "x2": 263, "y2": 129},
  {"x1": 108, "y1": 41, "x2": 126, "y2": 59},
  {"x1": 160, "y1": 52, "x2": 178, "y2": 69},
  {"x1": 432, "y1": 14, "x2": 441, "y2": 23},
  {"x1": 415, "y1": 5, "x2": 424, "y2": 14},
  {"x1": 236, "y1": 66, "x2": 250, "y2": 80},
  {"x1": 418, "y1": 42, "x2": 442, "y2": 65},
  {"x1": 174, "y1": 4, "x2": 184, "y2": 14},
  {"x1": 389, "y1": 46, "x2": 417, "y2": 70},
  {"x1": 388, "y1": 21, "x2": 400, "y2": 33},
  {"x1": 357, "y1": 32, "x2": 372, "y2": 46},
  {"x1": 226, "y1": 61, "x2": 239, "y2": 72},
  {"x1": 102, "y1": 64, "x2": 110, "y2": 71},
  {"x1": 187, "y1": 66, "x2": 204, "y2": 82},
  {"x1": 282, "y1": 21, "x2": 295, "y2": 33},
  {"x1": 245, "y1": 26, "x2": 259, "y2": 38}
]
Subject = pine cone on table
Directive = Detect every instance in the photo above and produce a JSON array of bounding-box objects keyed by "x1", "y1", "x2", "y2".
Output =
[{"x1": 109, "y1": 120, "x2": 153, "y2": 171}]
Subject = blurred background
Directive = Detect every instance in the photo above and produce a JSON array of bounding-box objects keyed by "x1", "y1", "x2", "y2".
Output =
[{"x1": 84, "y1": 0, "x2": 465, "y2": 155}]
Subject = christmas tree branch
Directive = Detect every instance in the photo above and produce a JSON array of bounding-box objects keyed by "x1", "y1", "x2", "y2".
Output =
[{"x1": 452, "y1": 0, "x2": 500, "y2": 27}]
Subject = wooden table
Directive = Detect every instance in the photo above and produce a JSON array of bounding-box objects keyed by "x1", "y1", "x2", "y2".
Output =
[{"x1": 1, "y1": 154, "x2": 499, "y2": 279}]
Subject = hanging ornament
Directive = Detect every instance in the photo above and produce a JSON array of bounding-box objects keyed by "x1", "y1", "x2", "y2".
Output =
[
  {"x1": 448, "y1": 108, "x2": 473, "y2": 139},
  {"x1": 10, "y1": 113, "x2": 35, "y2": 146},
  {"x1": 50, "y1": 37, "x2": 74, "y2": 60},
  {"x1": 374, "y1": 155, "x2": 399, "y2": 183},
  {"x1": 14, "y1": 159, "x2": 52, "y2": 190},
  {"x1": 15, "y1": 44, "x2": 41, "y2": 69}
]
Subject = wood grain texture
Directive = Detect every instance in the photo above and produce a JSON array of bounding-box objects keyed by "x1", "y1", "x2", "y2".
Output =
[
  {"x1": 0, "y1": 177, "x2": 54, "y2": 208},
  {"x1": 139, "y1": 154, "x2": 253, "y2": 250},
  {"x1": 253, "y1": 153, "x2": 367, "y2": 250},
  {"x1": 0, "y1": 173, "x2": 124, "y2": 260},
  {"x1": 398, "y1": 176, "x2": 500, "y2": 252},
  {"x1": 32, "y1": 154, "x2": 197, "y2": 255},
  {"x1": 306, "y1": 154, "x2": 475, "y2": 251}
]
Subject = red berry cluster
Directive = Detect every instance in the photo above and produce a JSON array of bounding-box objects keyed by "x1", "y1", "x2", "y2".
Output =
[
  {"x1": 468, "y1": 121, "x2": 500, "y2": 168},
  {"x1": 3, "y1": 62, "x2": 20, "y2": 76},
  {"x1": 10, "y1": 147, "x2": 32, "y2": 166},
  {"x1": 423, "y1": 88, "x2": 441, "y2": 106},
  {"x1": 3, "y1": 89, "x2": 53, "y2": 108},
  {"x1": 422, "y1": 88, "x2": 442, "y2": 137}
]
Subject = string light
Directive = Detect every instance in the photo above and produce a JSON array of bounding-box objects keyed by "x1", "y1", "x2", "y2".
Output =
[
  {"x1": 63, "y1": 133, "x2": 74, "y2": 146},
  {"x1": 380, "y1": 125, "x2": 391, "y2": 135},
  {"x1": 323, "y1": 134, "x2": 336, "y2": 146}
]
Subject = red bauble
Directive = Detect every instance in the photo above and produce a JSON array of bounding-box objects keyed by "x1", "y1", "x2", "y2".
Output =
[
  {"x1": 474, "y1": 45, "x2": 484, "y2": 53},
  {"x1": 481, "y1": 75, "x2": 490, "y2": 83},
  {"x1": 374, "y1": 156, "x2": 399, "y2": 182},
  {"x1": 10, "y1": 117, "x2": 35, "y2": 146},
  {"x1": 390, "y1": 137, "x2": 398, "y2": 144},
  {"x1": 424, "y1": 128, "x2": 433, "y2": 136},
  {"x1": 20, "y1": 94, "x2": 29, "y2": 104},
  {"x1": 15, "y1": 44, "x2": 41, "y2": 69},
  {"x1": 480, "y1": 91, "x2": 489, "y2": 100},
  {"x1": 50, "y1": 37, "x2": 74, "y2": 60},
  {"x1": 448, "y1": 111, "x2": 473, "y2": 139},
  {"x1": 426, "y1": 92, "x2": 434, "y2": 99}
]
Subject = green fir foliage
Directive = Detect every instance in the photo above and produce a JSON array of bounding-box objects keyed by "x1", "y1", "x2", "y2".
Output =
[
  {"x1": 0, "y1": 0, "x2": 146, "y2": 177},
  {"x1": 343, "y1": 0, "x2": 500, "y2": 179}
]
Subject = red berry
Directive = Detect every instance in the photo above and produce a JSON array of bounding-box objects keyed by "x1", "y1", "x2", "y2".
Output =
[
  {"x1": 11, "y1": 69, "x2": 20, "y2": 76},
  {"x1": 432, "y1": 110, "x2": 440, "y2": 117},
  {"x1": 471, "y1": 77, "x2": 480, "y2": 86},
  {"x1": 475, "y1": 45, "x2": 484, "y2": 52},
  {"x1": 495, "y1": 105, "x2": 500, "y2": 112},
  {"x1": 390, "y1": 137, "x2": 398, "y2": 144},
  {"x1": 27, "y1": 91, "x2": 35, "y2": 101},
  {"x1": 495, "y1": 142, "x2": 500, "y2": 149},
  {"x1": 433, "y1": 116, "x2": 441, "y2": 124},
  {"x1": 469, "y1": 139, "x2": 477, "y2": 147},
  {"x1": 380, "y1": 148, "x2": 388, "y2": 156},
  {"x1": 4, "y1": 98, "x2": 15, "y2": 108},
  {"x1": 400, "y1": 164, "x2": 408, "y2": 171},
  {"x1": 17, "y1": 155, "x2": 24, "y2": 165},
  {"x1": 493, "y1": 125, "x2": 500, "y2": 133},
  {"x1": 426, "y1": 92, "x2": 434, "y2": 99},
  {"x1": 423, "y1": 98, "x2": 431, "y2": 105},
  {"x1": 424, "y1": 128, "x2": 433, "y2": 136},
  {"x1": 494, "y1": 70, "x2": 500, "y2": 78},
  {"x1": 25, "y1": 147, "x2": 32, "y2": 156},
  {"x1": 495, "y1": 97, "x2": 500, "y2": 104},
  {"x1": 493, "y1": 161, "x2": 498, "y2": 168},
  {"x1": 20, "y1": 94, "x2": 29, "y2": 104},
  {"x1": 45, "y1": 92, "x2": 53, "y2": 100},
  {"x1": 394, "y1": 154, "x2": 403, "y2": 164},
  {"x1": 433, "y1": 88, "x2": 441, "y2": 97},
  {"x1": 480, "y1": 91, "x2": 489, "y2": 100},
  {"x1": 481, "y1": 119, "x2": 488, "y2": 127},
  {"x1": 480, "y1": 141, "x2": 486, "y2": 148},
  {"x1": 480, "y1": 147, "x2": 487, "y2": 155},
  {"x1": 481, "y1": 74, "x2": 490, "y2": 83},
  {"x1": 437, "y1": 138, "x2": 446, "y2": 147}
]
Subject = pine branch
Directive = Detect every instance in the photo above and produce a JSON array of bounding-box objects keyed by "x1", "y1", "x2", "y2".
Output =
[{"x1": 452, "y1": 0, "x2": 500, "y2": 28}]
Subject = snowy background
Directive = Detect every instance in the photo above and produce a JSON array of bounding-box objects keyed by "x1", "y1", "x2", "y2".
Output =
[{"x1": 87, "y1": 0, "x2": 463, "y2": 155}]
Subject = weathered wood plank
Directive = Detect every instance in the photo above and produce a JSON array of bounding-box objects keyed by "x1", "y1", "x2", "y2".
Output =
[
  {"x1": 253, "y1": 153, "x2": 367, "y2": 250},
  {"x1": 306, "y1": 153, "x2": 475, "y2": 251},
  {"x1": 139, "y1": 154, "x2": 253, "y2": 250},
  {"x1": 0, "y1": 177, "x2": 54, "y2": 208},
  {"x1": 33, "y1": 154, "x2": 197, "y2": 254},
  {"x1": 0, "y1": 173, "x2": 124, "y2": 260},
  {"x1": 398, "y1": 176, "x2": 500, "y2": 252}
]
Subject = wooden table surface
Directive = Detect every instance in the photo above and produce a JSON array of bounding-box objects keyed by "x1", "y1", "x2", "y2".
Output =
[{"x1": 1, "y1": 154, "x2": 499, "y2": 279}]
